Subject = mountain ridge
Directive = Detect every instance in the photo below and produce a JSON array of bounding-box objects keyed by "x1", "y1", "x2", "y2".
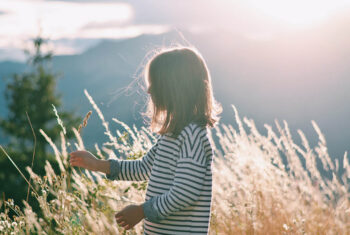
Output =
[{"x1": 0, "y1": 30, "x2": 349, "y2": 160}]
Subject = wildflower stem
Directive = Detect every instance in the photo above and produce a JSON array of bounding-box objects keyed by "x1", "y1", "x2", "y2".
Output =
[
  {"x1": 25, "y1": 111, "x2": 36, "y2": 203},
  {"x1": 6, "y1": 204, "x2": 20, "y2": 217}
]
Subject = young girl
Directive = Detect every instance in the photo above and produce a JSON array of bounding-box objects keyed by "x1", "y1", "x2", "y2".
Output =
[{"x1": 69, "y1": 47, "x2": 221, "y2": 234}]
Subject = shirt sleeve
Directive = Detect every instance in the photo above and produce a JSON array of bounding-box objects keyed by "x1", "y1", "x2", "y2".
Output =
[
  {"x1": 105, "y1": 137, "x2": 160, "y2": 181},
  {"x1": 142, "y1": 125, "x2": 208, "y2": 222}
]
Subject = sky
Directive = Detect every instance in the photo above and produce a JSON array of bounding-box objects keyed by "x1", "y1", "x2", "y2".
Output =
[
  {"x1": 1, "y1": 0, "x2": 350, "y2": 61},
  {"x1": 1, "y1": 0, "x2": 350, "y2": 158}
]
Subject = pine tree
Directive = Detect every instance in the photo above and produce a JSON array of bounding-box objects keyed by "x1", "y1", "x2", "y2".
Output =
[{"x1": 0, "y1": 36, "x2": 80, "y2": 210}]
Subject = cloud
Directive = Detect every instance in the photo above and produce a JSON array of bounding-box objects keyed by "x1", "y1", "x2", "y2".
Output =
[
  {"x1": 0, "y1": 0, "x2": 161, "y2": 61},
  {"x1": 43, "y1": 0, "x2": 270, "y2": 34},
  {"x1": 0, "y1": 0, "x2": 133, "y2": 37},
  {"x1": 1, "y1": 0, "x2": 350, "y2": 62},
  {"x1": 81, "y1": 20, "x2": 126, "y2": 30},
  {"x1": 45, "y1": 0, "x2": 123, "y2": 2}
]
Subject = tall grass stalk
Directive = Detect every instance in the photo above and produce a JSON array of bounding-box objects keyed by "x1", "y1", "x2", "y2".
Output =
[{"x1": 25, "y1": 111, "x2": 36, "y2": 203}]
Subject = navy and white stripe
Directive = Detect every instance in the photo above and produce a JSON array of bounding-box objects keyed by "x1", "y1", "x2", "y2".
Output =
[{"x1": 106, "y1": 122, "x2": 213, "y2": 234}]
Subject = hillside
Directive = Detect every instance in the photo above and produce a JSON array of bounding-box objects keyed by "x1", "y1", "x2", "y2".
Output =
[{"x1": 0, "y1": 30, "x2": 349, "y2": 159}]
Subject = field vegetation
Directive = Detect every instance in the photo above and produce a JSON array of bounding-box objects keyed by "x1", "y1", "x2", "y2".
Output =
[{"x1": 0, "y1": 91, "x2": 349, "y2": 234}]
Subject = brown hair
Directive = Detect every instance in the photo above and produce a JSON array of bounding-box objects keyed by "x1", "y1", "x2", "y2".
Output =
[{"x1": 144, "y1": 47, "x2": 222, "y2": 137}]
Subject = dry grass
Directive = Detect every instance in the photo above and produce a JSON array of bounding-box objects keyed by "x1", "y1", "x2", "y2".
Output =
[
  {"x1": 210, "y1": 106, "x2": 349, "y2": 234},
  {"x1": 0, "y1": 92, "x2": 349, "y2": 234}
]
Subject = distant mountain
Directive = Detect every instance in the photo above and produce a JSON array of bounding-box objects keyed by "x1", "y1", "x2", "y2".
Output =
[
  {"x1": 0, "y1": 32, "x2": 188, "y2": 149},
  {"x1": 0, "y1": 30, "x2": 349, "y2": 160}
]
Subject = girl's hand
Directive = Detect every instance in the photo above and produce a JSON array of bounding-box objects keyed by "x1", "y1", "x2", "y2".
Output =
[
  {"x1": 69, "y1": 150, "x2": 100, "y2": 172},
  {"x1": 115, "y1": 204, "x2": 145, "y2": 230}
]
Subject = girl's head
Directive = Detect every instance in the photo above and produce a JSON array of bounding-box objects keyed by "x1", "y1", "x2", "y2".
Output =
[{"x1": 144, "y1": 47, "x2": 221, "y2": 136}]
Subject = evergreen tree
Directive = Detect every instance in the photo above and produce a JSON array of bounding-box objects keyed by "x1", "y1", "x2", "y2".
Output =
[{"x1": 0, "y1": 36, "x2": 80, "y2": 211}]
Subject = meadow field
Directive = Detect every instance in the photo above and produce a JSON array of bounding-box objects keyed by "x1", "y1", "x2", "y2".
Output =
[{"x1": 0, "y1": 91, "x2": 349, "y2": 234}]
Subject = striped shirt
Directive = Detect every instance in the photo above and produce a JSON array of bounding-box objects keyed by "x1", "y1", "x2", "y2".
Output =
[{"x1": 106, "y1": 122, "x2": 213, "y2": 234}]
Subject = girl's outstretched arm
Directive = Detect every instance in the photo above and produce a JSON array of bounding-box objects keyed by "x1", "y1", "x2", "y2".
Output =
[
  {"x1": 142, "y1": 126, "x2": 208, "y2": 222},
  {"x1": 105, "y1": 138, "x2": 160, "y2": 181},
  {"x1": 69, "y1": 150, "x2": 110, "y2": 173},
  {"x1": 69, "y1": 137, "x2": 160, "y2": 181}
]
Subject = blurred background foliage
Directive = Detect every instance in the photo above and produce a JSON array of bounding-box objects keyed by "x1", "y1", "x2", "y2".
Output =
[{"x1": 0, "y1": 36, "x2": 81, "y2": 213}]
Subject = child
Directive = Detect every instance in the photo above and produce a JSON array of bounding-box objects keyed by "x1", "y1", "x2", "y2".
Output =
[{"x1": 69, "y1": 47, "x2": 221, "y2": 234}]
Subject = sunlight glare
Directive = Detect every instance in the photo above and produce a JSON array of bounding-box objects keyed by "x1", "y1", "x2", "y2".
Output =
[{"x1": 245, "y1": 0, "x2": 350, "y2": 28}]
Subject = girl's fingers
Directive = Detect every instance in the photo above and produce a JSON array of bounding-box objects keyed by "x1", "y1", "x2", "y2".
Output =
[
  {"x1": 118, "y1": 221, "x2": 126, "y2": 226},
  {"x1": 69, "y1": 150, "x2": 82, "y2": 155},
  {"x1": 69, "y1": 158, "x2": 78, "y2": 164},
  {"x1": 69, "y1": 152, "x2": 83, "y2": 159},
  {"x1": 70, "y1": 155, "x2": 81, "y2": 161},
  {"x1": 115, "y1": 212, "x2": 122, "y2": 217},
  {"x1": 70, "y1": 162, "x2": 78, "y2": 167},
  {"x1": 69, "y1": 152, "x2": 77, "y2": 157},
  {"x1": 69, "y1": 158, "x2": 79, "y2": 163},
  {"x1": 69, "y1": 160, "x2": 83, "y2": 167},
  {"x1": 69, "y1": 156, "x2": 82, "y2": 165}
]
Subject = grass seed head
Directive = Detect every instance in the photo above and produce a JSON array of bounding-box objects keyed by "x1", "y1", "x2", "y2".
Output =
[{"x1": 78, "y1": 111, "x2": 92, "y2": 134}]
